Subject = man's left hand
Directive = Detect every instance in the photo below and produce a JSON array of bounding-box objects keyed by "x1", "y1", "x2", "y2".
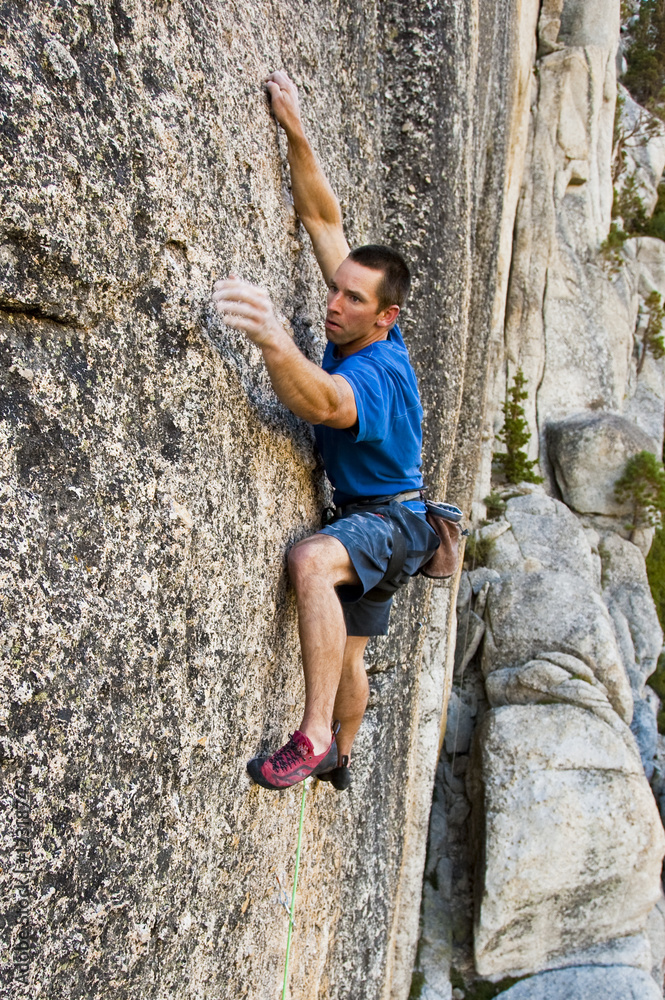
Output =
[{"x1": 212, "y1": 276, "x2": 284, "y2": 349}]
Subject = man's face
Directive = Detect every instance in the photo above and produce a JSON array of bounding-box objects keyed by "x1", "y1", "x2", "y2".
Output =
[{"x1": 325, "y1": 258, "x2": 395, "y2": 352}]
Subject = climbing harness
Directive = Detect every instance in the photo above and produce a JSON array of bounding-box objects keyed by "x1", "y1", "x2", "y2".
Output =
[{"x1": 281, "y1": 778, "x2": 308, "y2": 1000}]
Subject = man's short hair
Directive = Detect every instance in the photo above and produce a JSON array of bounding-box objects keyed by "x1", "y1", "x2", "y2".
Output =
[{"x1": 348, "y1": 244, "x2": 411, "y2": 311}]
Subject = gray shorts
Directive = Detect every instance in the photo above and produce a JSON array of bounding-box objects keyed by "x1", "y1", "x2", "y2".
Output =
[{"x1": 318, "y1": 502, "x2": 439, "y2": 637}]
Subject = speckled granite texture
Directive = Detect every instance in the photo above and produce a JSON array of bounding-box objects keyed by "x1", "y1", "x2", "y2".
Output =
[{"x1": 0, "y1": 1, "x2": 521, "y2": 997}]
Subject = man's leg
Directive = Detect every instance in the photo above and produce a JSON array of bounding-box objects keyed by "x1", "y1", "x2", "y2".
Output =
[
  {"x1": 333, "y1": 636, "x2": 369, "y2": 763},
  {"x1": 287, "y1": 533, "x2": 361, "y2": 756}
]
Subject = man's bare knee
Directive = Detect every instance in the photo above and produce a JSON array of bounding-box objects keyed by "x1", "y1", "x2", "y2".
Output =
[
  {"x1": 288, "y1": 534, "x2": 358, "y2": 589},
  {"x1": 287, "y1": 540, "x2": 320, "y2": 587}
]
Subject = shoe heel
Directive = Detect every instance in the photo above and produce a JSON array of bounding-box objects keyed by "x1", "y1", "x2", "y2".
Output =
[{"x1": 331, "y1": 765, "x2": 351, "y2": 791}]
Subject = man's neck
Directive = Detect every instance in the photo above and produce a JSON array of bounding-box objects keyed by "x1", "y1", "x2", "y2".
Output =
[{"x1": 335, "y1": 328, "x2": 391, "y2": 357}]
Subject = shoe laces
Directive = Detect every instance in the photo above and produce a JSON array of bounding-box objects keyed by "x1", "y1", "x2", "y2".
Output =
[{"x1": 269, "y1": 733, "x2": 311, "y2": 773}]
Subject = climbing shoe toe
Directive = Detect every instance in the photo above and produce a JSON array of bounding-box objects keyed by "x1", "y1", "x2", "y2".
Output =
[{"x1": 246, "y1": 755, "x2": 275, "y2": 789}]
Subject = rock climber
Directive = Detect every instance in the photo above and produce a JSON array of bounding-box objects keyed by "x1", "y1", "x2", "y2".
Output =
[{"x1": 212, "y1": 70, "x2": 439, "y2": 791}]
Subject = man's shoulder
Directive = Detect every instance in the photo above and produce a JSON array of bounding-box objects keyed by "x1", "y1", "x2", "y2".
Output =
[{"x1": 366, "y1": 326, "x2": 415, "y2": 373}]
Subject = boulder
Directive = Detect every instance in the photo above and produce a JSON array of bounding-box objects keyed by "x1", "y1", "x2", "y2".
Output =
[
  {"x1": 444, "y1": 691, "x2": 475, "y2": 755},
  {"x1": 646, "y1": 896, "x2": 665, "y2": 991},
  {"x1": 471, "y1": 705, "x2": 665, "y2": 978},
  {"x1": 546, "y1": 412, "x2": 657, "y2": 517},
  {"x1": 482, "y1": 495, "x2": 598, "y2": 582},
  {"x1": 485, "y1": 656, "x2": 619, "y2": 730},
  {"x1": 600, "y1": 533, "x2": 663, "y2": 694},
  {"x1": 482, "y1": 570, "x2": 633, "y2": 723},
  {"x1": 484, "y1": 524, "x2": 528, "y2": 572},
  {"x1": 521, "y1": 931, "x2": 652, "y2": 972},
  {"x1": 502, "y1": 493, "x2": 597, "y2": 580},
  {"x1": 496, "y1": 965, "x2": 662, "y2": 1000}
]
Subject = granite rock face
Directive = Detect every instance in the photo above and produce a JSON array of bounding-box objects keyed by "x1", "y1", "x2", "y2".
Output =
[
  {"x1": 388, "y1": 0, "x2": 665, "y2": 994},
  {"x1": 0, "y1": 2, "x2": 526, "y2": 999},
  {"x1": 482, "y1": 0, "x2": 665, "y2": 475},
  {"x1": 4, "y1": 1, "x2": 664, "y2": 998},
  {"x1": 600, "y1": 532, "x2": 663, "y2": 697},
  {"x1": 617, "y1": 86, "x2": 665, "y2": 219},
  {"x1": 417, "y1": 0, "x2": 665, "y2": 996},
  {"x1": 481, "y1": 495, "x2": 633, "y2": 723},
  {"x1": 482, "y1": 567, "x2": 633, "y2": 722}
]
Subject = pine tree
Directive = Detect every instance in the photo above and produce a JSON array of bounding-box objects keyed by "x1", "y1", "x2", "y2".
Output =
[
  {"x1": 614, "y1": 449, "x2": 665, "y2": 530},
  {"x1": 637, "y1": 290, "x2": 665, "y2": 374},
  {"x1": 623, "y1": 0, "x2": 665, "y2": 121},
  {"x1": 493, "y1": 369, "x2": 543, "y2": 485}
]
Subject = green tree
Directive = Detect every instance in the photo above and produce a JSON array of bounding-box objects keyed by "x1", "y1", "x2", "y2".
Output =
[
  {"x1": 604, "y1": 2, "x2": 665, "y2": 268},
  {"x1": 611, "y1": 90, "x2": 662, "y2": 184},
  {"x1": 602, "y1": 177, "x2": 665, "y2": 268},
  {"x1": 647, "y1": 526, "x2": 665, "y2": 629},
  {"x1": 614, "y1": 173, "x2": 648, "y2": 229},
  {"x1": 614, "y1": 449, "x2": 665, "y2": 531},
  {"x1": 636, "y1": 290, "x2": 665, "y2": 374},
  {"x1": 623, "y1": 0, "x2": 665, "y2": 121},
  {"x1": 493, "y1": 369, "x2": 543, "y2": 485},
  {"x1": 644, "y1": 181, "x2": 665, "y2": 239}
]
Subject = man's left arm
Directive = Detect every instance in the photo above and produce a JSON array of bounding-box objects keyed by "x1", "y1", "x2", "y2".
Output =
[{"x1": 212, "y1": 276, "x2": 357, "y2": 429}]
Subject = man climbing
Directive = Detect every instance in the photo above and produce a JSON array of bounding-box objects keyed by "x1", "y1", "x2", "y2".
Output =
[{"x1": 212, "y1": 71, "x2": 439, "y2": 791}]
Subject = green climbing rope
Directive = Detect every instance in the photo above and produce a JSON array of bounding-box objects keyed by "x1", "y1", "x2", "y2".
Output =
[{"x1": 281, "y1": 778, "x2": 307, "y2": 1000}]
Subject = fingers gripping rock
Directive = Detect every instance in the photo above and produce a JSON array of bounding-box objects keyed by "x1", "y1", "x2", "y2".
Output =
[{"x1": 212, "y1": 278, "x2": 280, "y2": 347}]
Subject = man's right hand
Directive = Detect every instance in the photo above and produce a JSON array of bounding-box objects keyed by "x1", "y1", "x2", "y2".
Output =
[
  {"x1": 265, "y1": 71, "x2": 303, "y2": 135},
  {"x1": 212, "y1": 276, "x2": 284, "y2": 350}
]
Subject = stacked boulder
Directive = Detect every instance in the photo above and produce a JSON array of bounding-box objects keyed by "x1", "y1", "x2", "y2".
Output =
[{"x1": 467, "y1": 490, "x2": 665, "y2": 995}]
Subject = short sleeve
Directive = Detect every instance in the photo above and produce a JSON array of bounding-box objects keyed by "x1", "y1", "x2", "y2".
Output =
[{"x1": 336, "y1": 357, "x2": 395, "y2": 443}]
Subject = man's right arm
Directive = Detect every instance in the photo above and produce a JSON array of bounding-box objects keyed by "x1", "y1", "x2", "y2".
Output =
[
  {"x1": 265, "y1": 71, "x2": 350, "y2": 284},
  {"x1": 212, "y1": 277, "x2": 358, "y2": 429}
]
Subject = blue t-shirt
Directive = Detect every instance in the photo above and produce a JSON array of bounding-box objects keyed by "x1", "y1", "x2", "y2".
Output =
[{"x1": 313, "y1": 324, "x2": 424, "y2": 505}]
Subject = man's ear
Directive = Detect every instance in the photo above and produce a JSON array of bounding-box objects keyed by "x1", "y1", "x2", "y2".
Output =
[{"x1": 377, "y1": 304, "x2": 400, "y2": 328}]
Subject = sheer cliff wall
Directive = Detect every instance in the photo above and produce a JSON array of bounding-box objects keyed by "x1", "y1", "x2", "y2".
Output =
[{"x1": 0, "y1": 2, "x2": 526, "y2": 998}]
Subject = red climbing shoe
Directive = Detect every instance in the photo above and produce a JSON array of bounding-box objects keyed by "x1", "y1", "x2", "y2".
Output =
[{"x1": 247, "y1": 730, "x2": 338, "y2": 790}]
